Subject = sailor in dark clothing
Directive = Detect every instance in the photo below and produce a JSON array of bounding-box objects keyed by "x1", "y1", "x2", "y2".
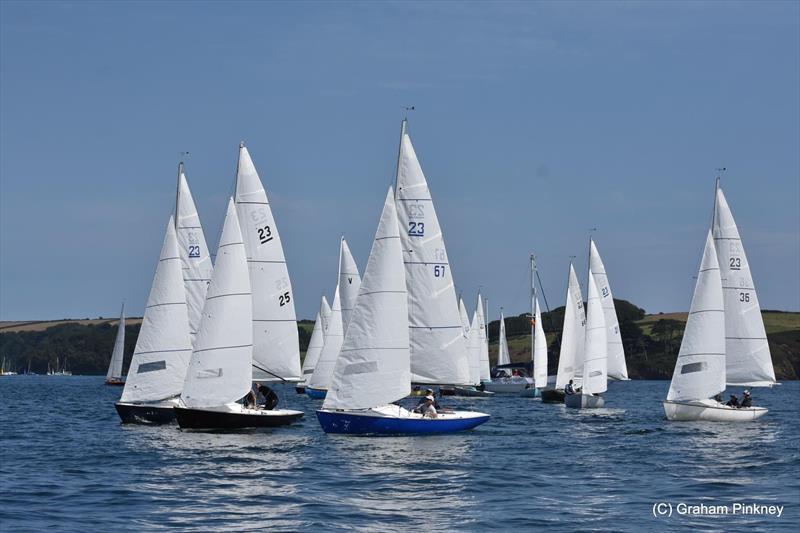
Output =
[
  {"x1": 256, "y1": 382, "x2": 279, "y2": 410},
  {"x1": 726, "y1": 394, "x2": 740, "y2": 408},
  {"x1": 740, "y1": 390, "x2": 752, "y2": 408}
]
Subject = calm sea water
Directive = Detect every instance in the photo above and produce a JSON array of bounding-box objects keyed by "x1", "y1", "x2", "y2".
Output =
[{"x1": 1, "y1": 377, "x2": 797, "y2": 532}]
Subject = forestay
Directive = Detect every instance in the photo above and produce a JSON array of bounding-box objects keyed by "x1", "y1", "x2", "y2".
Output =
[
  {"x1": 181, "y1": 200, "x2": 253, "y2": 408},
  {"x1": 106, "y1": 303, "x2": 125, "y2": 381},
  {"x1": 589, "y1": 240, "x2": 628, "y2": 380},
  {"x1": 395, "y1": 124, "x2": 470, "y2": 385},
  {"x1": 582, "y1": 272, "x2": 608, "y2": 395},
  {"x1": 121, "y1": 217, "x2": 193, "y2": 403},
  {"x1": 497, "y1": 312, "x2": 511, "y2": 366},
  {"x1": 713, "y1": 186, "x2": 776, "y2": 387},
  {"x1": 667, "y1": 232, "x2": 726, "y2": 401},
  {"x1": 555, "y1": 263, "x2": 586, "y2": 390},
  {"x1": 307, "y1": 285, "x2": 344, "y2": 391},
  {"x1": 324, "y1": 187, "x2": 410, "y2": 410},
  {"x1": 339, "y1": 238, "x2": 362, "y2": 334},
  {"x1": 234, "y1": 145, "x2": 301, "y2": 382},
  {"x1": 533, "y1": 297, "x2": 548, "y2": 389},
  {"x1": 176, "y1": 168, "x2": 213, "y2": 342}
]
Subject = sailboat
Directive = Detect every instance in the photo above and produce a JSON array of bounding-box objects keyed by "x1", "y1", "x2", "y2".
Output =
[
  {"x1": 176, "y1": 162, "x2": 213, "y2": 344},
  {"x1": 105, "y1": 303, "x2": 126, "y2": 385},
  {"x1": 663, "y1": 181, "x2": 774, "y2": 421},
  {"x1": 485, "y1": 309, "x2": 532, "y2": 393},
  {"x1": 589, "y1": 239, "x2": 629, "y2": 381},
  {"x1": 394, "y1": 119, "x2": 471, "y2": 386},
  {"x1": 296, "y1": 295, "x2": 331, "y2": 394},
  {"x1": 521, "y1": 255, "x2": 549, "y2": 397},
  {"x1": 339, "y1": 237, "x2": 362, "y2": 334},
  {"x1": 234, "y1": 143, "x2": 302, "y2": 383},
  {"x1": 442, "y1": 298, "x2": 494, "y2": 397},
  {"x1": 175, "y1": 199, "x2": 304, "y2": 430},
  {"x1": 541, "y1": 262, "x2": 586, "y2": 403},
  {"x1": 565, "y1": 269, "x2": 608, "y2": 409},
  {"x1": 476, "y1": 293, "x2": 491, "y2": 383},
  {"x1": 317, "y1": 187, "x2": 490, "y2": 434},
  {"x1": 115, "y1": 217, "x2": 193, "y2": 423}
]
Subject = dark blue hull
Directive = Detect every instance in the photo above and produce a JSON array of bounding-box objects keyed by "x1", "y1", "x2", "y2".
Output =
[
  {"x1": 305, "y1": 387, "x2": 327, "y2": 399},
  {"x1": 317, "y1": 410, "x2": 490, "y2": 435}
]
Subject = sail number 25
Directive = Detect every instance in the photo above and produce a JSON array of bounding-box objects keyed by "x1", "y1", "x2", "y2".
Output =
[{"x1": 278, "y1": 291, "x2": 291, "y2": 306}]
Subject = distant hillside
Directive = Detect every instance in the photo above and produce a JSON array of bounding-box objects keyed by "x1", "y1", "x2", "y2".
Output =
[
  {"x1": 486, "y1": 301, "x2": 800, "y2": 380},
  {"x1": 1, "y1": 302, "x2": 797, "y2": 379}
]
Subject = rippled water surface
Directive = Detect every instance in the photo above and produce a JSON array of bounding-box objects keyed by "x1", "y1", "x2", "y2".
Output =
[{"x1": 1, "y1": 377, "x2": 797, "y2": 531}]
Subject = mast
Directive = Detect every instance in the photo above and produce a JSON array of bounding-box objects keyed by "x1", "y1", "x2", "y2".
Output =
[{"x1": 484, "y1": 296, "x2": 489, "y2": 339}]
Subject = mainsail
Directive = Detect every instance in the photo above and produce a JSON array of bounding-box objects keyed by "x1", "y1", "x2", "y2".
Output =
[
  {"x1": 712, "y1": 184, "x2": 776, "y2": 387},
  {"x1": 106, "y1": 303, "x2": 126, "y2": 381},
  {"x1": 339, "y1": 237, "x2": 362, "y2": 333},
  {"x1": 532, "y1": 297, "x2": 548, "y2": 389},
  {"x1": 121, "y1": 217, "x2": 193, "y2": 403},
  {"x1": 555, "y1": 263, "x2": 586, "y2": 390},
  {"x1": 324, "y1": 187, "x2": 410, "y2": 410},
  {"x1": 234, "y1": 144, "x2": 301, "y2": 382},
  {"x1": 182, "y1": 199, "x2": 253, "y2": 408},
  {"x1": 589, "y1": 239, "x2": 628, "y2": 380},
  {"x1": 667, "y1": 232, "x2": 726, "y2": 401},
  {"x1": 395, "y1": 121, "x2": 470, "y2": 385},
  {"x1": 582, "y1": 272, "x2": 608, "y2": 395},
  {"x1": 497, "y1": 311, "x2": 511, "y2": 366},
  {"x1": 176, "y1": 164, "x2": 213, "y2": 342}
]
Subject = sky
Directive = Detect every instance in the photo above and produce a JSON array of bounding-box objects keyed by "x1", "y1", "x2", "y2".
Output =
[{"x1": 1, "y1": 0, "x2": 798, "y2": 321}]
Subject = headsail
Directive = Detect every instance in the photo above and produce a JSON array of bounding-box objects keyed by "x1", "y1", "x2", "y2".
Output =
[
  {"x1": 497, "y1": 311, "x2": 511, "y2": 366},
  {"x1": 583, "y1": 272, "x2": 608, "y2": 395},
  {"x1": 533, "y1": 297, "x2": 548, "y2": 389},
  {"x1": 667, "y1": 232, "x2": 726, "y2": 401},
  {"x1": 106, "y1": 303, "x2": 126, "y2": 381},
  {"x1": 589, "y1": 239, "x2": 628, "y2": 380},
  {"x1": 395, "y1": 122, "x2": 470, "y2": 385},
  {"x1": 121, "y1": 217, "x2": 192, "y2": 403},
  {"x1": 324, "y1": 187, "x2": 410, "y2": 410},
  {"x1": 176, "y1": 166, "x2": 213, "y2": 342},
  {"x1": 234, "y1": 144, "x2": 301, "y2": 382},
  {"x1": 307, "y1": 285, "x2": 343, "y2": 391},
  {"x1": 182, "y1": 199, "x2": 253, "y2": 408},
  {"x1": 713, "y1": 185, "x2": 776, "y2": 387},
  {"x1": 339, "y1": 237, "x2": 362, "y2": 333},
  {"x1": 555, "y1": 263, "x2": 586, "y2": 390}
]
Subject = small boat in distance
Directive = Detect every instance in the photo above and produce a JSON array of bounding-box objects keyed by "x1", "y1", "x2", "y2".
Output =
[
  {"x1": 589, "y1": 239, "x2": 629, "y2": 381},
  {"x1": 296, "y1": 295, "x2": 330, "y2": 394},
  {"x1": 105, "y1": 303, "x2": 126, "y2": 386},
  {"x1": 485, "y1": 310, "x2": 532, "y2": 393},
  {"x1": 317, "y1": 187, "x2": 490, "y2": 435}
]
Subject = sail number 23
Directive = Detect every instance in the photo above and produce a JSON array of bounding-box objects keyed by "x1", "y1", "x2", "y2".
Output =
[
  {"x1": 258, "y1": 225, "x2": 274, "y2": 244},
  {"x1": 408, "y1": 222, "x2": 425, "y2": 236}
]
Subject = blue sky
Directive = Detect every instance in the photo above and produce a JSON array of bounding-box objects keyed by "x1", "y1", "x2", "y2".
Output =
[{"x1": 1, "y1": 1, "x2": 798, "y2": 321}]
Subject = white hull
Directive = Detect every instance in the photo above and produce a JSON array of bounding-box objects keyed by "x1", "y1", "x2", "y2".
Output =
[
  {"x1": 663, "y1": 399, "x2": 767, "y2": 422},
  {"x1": 484, "y1": 377, "x2": 531, "y2": 393},
  {"x1": 564, "y1": 393, "x2": 604, "y2": 409}
]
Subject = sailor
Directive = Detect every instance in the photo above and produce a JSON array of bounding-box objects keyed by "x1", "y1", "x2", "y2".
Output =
[
  {"x1": 415, "y1": 395, "x2": 438, "y2": 418},
  {"x1": 417, "y1": 389, "x2": 441, "y2": 410},
  {"x1": 565, "y1": 379, "x2": 577, "y2": 395},
  {"x1": 256, "y1": 382, "x2": 279, "y2": 410},
  {"x1": 726, "y1": 394, "x2": 740, "y2": 408},
  {"x1": 740, "y1": 390, "x2": 752, "y2": 408},
  {"x1": 713, "y1": 394, "x2": 722, "y2": 403}
]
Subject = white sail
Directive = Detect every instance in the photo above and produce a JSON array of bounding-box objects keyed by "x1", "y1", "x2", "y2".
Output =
[
  {"x1": 307, "y1": 285, "x2": 343, "y2": 391},
  {"x1": 583, "y1": 272, "x2": 608, "y2": 395},
  {"x1": 589, "y1": 239, "x2": 628, "y2": 381},
  {"x1": 395, "y1": 124, "x2": 471, "y2": 385},
  {"x1": 324, "y1": 187, "x2": 410, "y2": 410},
  {"x1": 533, "y1": 297, "x2": 548, "y2": 389},
  {"x1": 476, "y1": 293, "x2": 490, "y2": 381},
  {"x1": 555, "y1": 263, "x2": 586, "y2": 390},
  {"x1": 234, "y1": 144, "x2": 301, "y2": 382},
  {"x1": 497, "y1": 312, "x2": 511, "y2": 366},
  {"x1": 320, "y1": 295, "x2": 332, "y2": 335},
  {"x1": 460, "y1": 298, "x2": 481, "y2": 385},
  {"x1": 176, "y1": 167, "x2": 213, "y2": 342},
  {"x1": 713, "y1": 185, "x2": 776, "y2": 387},
  {"x1": 667, "y1": 232, "x2": 726, "y2": 401},
  {"x1": 300, "y1": 304, "x2": 326, "y2": 383},
  {"x1": 121, "y1": 217, "x2": 193, "y2": 403},
  {"x1": 339, "y1": 237, "x2": 362, "y2": 333},
  {"x1": 181, "y1": 199, "x2": 253, "y2": 408},
  {"x1": 106, "y1": 303, "x2": 126, "y2": 381}
]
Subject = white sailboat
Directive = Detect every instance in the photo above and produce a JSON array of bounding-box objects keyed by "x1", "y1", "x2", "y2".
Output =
[
  {"x1": 565, "y1": 271, "x2": 608, "y2": 409},
  {"x1": 234, "y1": 143, "x2": 302, "y2": 383},
  {"x1": 175, "y1": 199, "x2": 303, "y2": 429},
  {"x1": 296, "y1": 295, "x2": 331, "y2": 393},
  {"x1": 541, "y1": 262, "x2": 586, "y2": 403},
  {"x1": 175, "y1": 163, "x2": 213, "y2": 344},
  {"x1": 485, "y1": 310, "x2": 531, "y2": 393},
  {"x1": 317, "y1": 187, "x2": 490, "y2": 434},
  {"x1": 105, "y1": 303, "x2": 126, "y2": 386},
  {"x1": 394, "y1": 120, "x2": 471, "y2": 386},
  {"x1": 443, "y1": 298, "x2": 494, "y2": 397},
  {"x1": 115, "y1": 217, "x2": 193, "y2": 423},
  {"x1": 589, "y1": 239, "x2": 628, "y2": 381},
  {"x1": 476, "y1": 292, "x2": 491, "y2": 382},
  {"x1": 497, "y1": 311, "x2": 511, "y2": 366},
  {"x1": 339, "y1": 237, "x2": 362, "y2": 334}
]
